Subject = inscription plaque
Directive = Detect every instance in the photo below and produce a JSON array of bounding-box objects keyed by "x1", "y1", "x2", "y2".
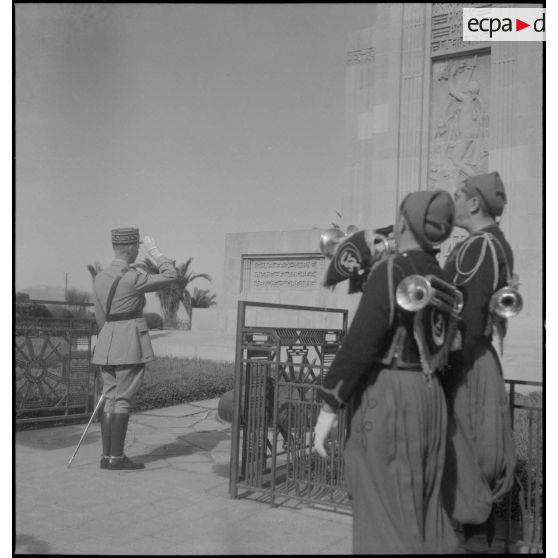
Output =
[{"x1": 242, "y1": 256, "x2": 324, "y2": 291}]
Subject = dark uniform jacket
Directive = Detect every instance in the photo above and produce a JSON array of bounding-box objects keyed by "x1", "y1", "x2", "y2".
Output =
[
  {"x1": 92, "y1": 257, "x2": 177, "y2": 365},
  {"x1": 319, "y1": 249, "x2": 445, "y2": 410},
  {"x1": 442, "y1": 224, "x2": 513, "y2": 361}
]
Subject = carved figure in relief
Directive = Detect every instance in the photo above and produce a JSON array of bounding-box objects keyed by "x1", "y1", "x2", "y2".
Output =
[{"x1": 434, "y1": 56, "x2": 487, "y2": 179}]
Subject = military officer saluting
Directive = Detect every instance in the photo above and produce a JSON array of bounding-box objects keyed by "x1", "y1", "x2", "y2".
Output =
[
  {"x1": 314, "y1": 190, "x2": 459, "y2": 554},
  {"x1": 92, "y1": 227, "x2": 177, "y2": 470}
]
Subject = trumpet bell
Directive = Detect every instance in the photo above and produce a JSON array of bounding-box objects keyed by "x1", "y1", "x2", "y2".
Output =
[
  {"x1": 489, "y1": 286, "x2": 523, "y2": 318},
  {"x1": 319, "y1": 228, "x2": 346, "y2": 258},
  {"x1": 396, "y1": 275, "x2": 433, "y2": 312}
]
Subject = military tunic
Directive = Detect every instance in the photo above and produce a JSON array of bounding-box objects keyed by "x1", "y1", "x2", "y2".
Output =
[
  {"x1": 441, "y1": 224, "x2": 516, "y2": 524},
  {"x1": 320, "y1": 250, "x2": 458, "y2": 555},
  {"x1": 92, "y1": 257, "x2": 177, "y2": 413}
]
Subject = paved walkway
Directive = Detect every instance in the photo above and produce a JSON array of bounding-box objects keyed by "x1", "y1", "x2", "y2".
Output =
[
  {"x1": 15, "y1": 399, "x2": 352, "y2": 555},
  {"x1": 14, "y1": 397, "x2": 525, "y2": 555}
]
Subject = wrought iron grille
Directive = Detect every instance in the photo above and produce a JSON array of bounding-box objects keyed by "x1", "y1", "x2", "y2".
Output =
[
  {"x1": 15, "y1": 300, "x2": 99, "y2": 424},
  {"x1": 229, "y1": 301, "x2": 350, "y2": 511},
  {"x1": 229, "y1": 301, "x2": 543, "y2": 552}
]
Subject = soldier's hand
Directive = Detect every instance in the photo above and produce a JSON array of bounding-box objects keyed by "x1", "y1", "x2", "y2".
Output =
[
  {"x1": 313, "y1": 407, "x2": 338, "y2": 458},
  {"x1": 142, "y1": 236, "x2": 163, "y2": 260}
]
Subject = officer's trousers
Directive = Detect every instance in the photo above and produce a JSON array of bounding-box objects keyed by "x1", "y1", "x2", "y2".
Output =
[{"x1": 101, "y1": 364, "x2": 145, "y2": 414}]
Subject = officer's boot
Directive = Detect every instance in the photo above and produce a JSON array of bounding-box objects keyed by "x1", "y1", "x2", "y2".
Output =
[
  {"x1": 107, "y1": 413, "x2": 145, "y2": 470},
  {"x1": 99, "y1": 412, "x2": 112, "y2": 469}
]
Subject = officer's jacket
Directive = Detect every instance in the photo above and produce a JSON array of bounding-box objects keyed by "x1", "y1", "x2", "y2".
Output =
[
  {"x1": 91, "y1": 257, "x2": 177, "y2": 365},
  {"x1": 320, "y1": 249, "x2": 444, "y2": 411},
  {"x1": 442, "y1": 224, "x2": 513, "y2": 356}
]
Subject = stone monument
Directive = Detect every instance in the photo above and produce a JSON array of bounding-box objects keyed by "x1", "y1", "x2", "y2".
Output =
[
  {"x1": 339, "y1": 3, "x2": 542, "y2": 380},
  {"x1": 222, "y1": 3, "x2": 542, "y2": 381}
]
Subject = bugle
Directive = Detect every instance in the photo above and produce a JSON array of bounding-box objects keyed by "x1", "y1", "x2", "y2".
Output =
[{"x1": 396, "y1": 274, "x2": 463, "y2": 316}]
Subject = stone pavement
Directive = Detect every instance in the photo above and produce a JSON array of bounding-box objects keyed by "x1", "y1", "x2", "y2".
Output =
[{"x1": 14, "y1": 398, "x2": 352, "y2": 555}]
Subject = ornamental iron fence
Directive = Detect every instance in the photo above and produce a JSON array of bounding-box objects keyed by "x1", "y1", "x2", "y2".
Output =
[
  {"x1": 229, "y1": 301, "x2": 350, "y2": 511},
  {"x1": 504, "y1": 379, "x2": 543, "y2": 553},
  {"x1": 15, "y1": 300, "x2": 100, "y2": 425},
  {"x1": 229, "y1": 301, "x2": 543, "y2": 552}
]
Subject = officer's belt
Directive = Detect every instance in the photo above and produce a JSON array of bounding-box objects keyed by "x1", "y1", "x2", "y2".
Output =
[{"x1": 105, "y1": 311, "x2": 143, "y2": 322}]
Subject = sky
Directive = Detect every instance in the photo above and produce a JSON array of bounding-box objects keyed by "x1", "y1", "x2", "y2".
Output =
[{"x1": 15, "y1": 3, "x2": 381, "y2": 303}]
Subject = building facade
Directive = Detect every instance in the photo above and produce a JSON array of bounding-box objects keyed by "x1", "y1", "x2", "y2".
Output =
[{"x1": 222, "y1": 3, "x2": 543, "y2": 381}]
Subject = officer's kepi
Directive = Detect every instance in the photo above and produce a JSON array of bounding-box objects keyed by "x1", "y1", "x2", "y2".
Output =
[{"x1": 111, "y1": 227, "x2": 140, "y2": 245}]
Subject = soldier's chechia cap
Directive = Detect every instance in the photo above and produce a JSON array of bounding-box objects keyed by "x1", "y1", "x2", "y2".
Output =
[
  {"x1": 463, "y1": 171, "x2": 507, "y2": 217},
  {"x1": 400, "y1": 190, "x2": 455, "y2": 248},
  {"x1": 111, "y1": 227, "x2": 140, "y2": 245}
]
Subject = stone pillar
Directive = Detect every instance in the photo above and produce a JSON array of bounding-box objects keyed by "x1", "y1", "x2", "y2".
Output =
[
  {"x1": 397, "y1": 3, "x2": 430, "y2": 201},
  {"x1": 341, "y1": 4, "x2": 404, "y2": 231},
  {"x1": 341, "y1": 3, "x2": 542, "y2": 380}
]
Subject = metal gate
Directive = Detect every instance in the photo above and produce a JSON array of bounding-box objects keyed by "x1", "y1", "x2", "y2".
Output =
[
  {"x1": 229, "y1": 301, "x2": 350, "y2": 511},
  {"x1": 15, "y1": 300, "x2": 99, "y2": 424}
]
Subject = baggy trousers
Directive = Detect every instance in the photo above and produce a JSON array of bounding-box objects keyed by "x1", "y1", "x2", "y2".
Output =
[
  {"x1": 442, "y1": 343, "x2": 516, "y2": 525},
  {"x1": 101, "y1": 364, "x2": 145, "y2": 414},
  {"x1": 344, "y1": 368, "x2": 458, "y2": 555}
]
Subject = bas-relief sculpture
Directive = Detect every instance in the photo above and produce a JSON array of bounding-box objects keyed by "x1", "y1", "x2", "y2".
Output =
[{"x1": 429, "y1": 52, "x2": 490, "y2": 191}]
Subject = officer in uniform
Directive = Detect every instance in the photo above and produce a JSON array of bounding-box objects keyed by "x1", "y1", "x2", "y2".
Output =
[
  {"x1": 92, "y1": 228, "x2": 177, "y2": 470},
  {"x1": 441, "y1": 172, "x2": 516, "y2": 552},
  {"x1": 314, "y1": 190, "x2": 459, "y2": 554}
]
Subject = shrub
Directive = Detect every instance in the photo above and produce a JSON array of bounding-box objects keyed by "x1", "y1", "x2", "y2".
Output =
[
  {"x1": 144, "y1": 312, "x2": 164, "y2": 330},
  {"x1": 16, "y1": 303, "x2": 52, "y2": 318},
  {"x1": 134, "y1": 357, "x2": 234, "y2": 411}
]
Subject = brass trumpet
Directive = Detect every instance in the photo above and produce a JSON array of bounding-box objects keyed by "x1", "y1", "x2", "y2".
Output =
[
  {"x1": 319, "y1": 228, "x2": 346, "y2": 258},
  {"x1": 319, "y1": 227, "x2": 394, "y2": 259},
  {"x1": 489, "y1": 286, "x2": 523, "y2": 319},
  {"x1": 320, "y1": 225, "x2": 396, "y2": 292},
  {"x1": 396, "y1": 274, "x2": 463, "y2": 316}
]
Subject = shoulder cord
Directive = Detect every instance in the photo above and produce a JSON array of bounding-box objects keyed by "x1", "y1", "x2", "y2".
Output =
[
  {"x1": 454, "y1": 232, "x2": 504, "y2": 289},
  {"x1": 464, "y1": 233, "x2": 513, "y2": 347},
  {"x1": 485, "y1": 234, "x2": 512, "y2": 286},
  {"x1": 453, "y1": 233, "x2": 491, "y2": 286}
]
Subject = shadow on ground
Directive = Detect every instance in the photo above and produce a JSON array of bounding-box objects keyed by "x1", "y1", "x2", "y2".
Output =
[
  {"x1": 16, "y1": 426, "x2": 100, "y2": 450},
  {"x1": 15, "y1": 534, "x2": 50, "y2": 554},
  {"x1": 131, "y1": 431, "x2": 231, "y2": 466}
]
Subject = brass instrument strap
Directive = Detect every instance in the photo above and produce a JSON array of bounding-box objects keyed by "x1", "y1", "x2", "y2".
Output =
[{"x1": 387, "y1": 255, "x2": 395, "y2": 328}]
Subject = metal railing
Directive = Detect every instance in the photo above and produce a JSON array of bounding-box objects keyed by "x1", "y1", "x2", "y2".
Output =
[
  {"x1": 15, "y1": 300, "x2": 100, "y2": 424},
  {"x1": 504, "y1": 379, "x2": 543, "y2": 553},
  {"x1": 229, "y1": 301, "x2": 543, "y2": 551}
]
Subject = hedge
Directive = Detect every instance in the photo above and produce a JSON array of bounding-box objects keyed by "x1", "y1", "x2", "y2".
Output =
[{"x1": 134, "y1": 356, "x2": 234, "y2": 411}]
